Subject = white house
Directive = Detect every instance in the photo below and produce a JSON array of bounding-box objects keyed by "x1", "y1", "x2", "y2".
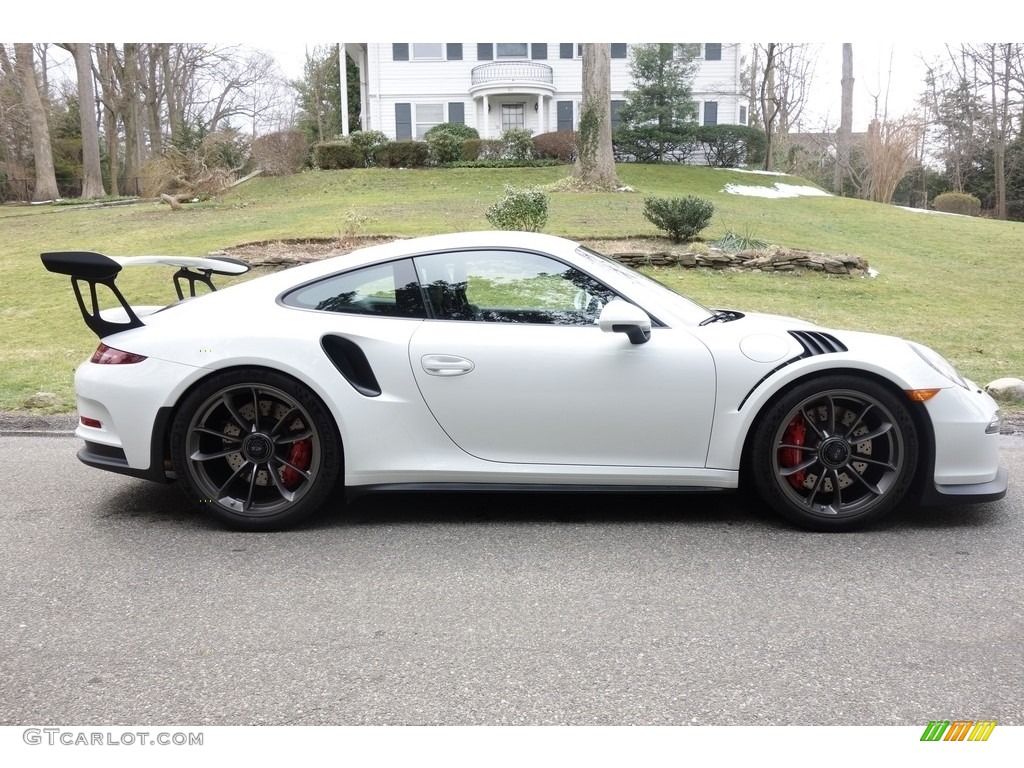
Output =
[{"x1": 343, "y1": 43, "x2": 748, "y2": 140}]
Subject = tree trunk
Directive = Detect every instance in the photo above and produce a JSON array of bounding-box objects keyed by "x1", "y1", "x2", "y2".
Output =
[
  {"x1": 120, "y1": 44, "x2": 145, "y2": 195},
  {"x1": 66, "y1": 44, "x2": 106, "y2": 198},
  {"x1": 835, "y1": 44, "x2": 854, "y2": 195},
  {"x1": 573, "y1": 43, "x2": 618, "y2": 188},
  {"x1": 14, "y1": 43, "x2": 60, "y2": 201},
  {"x1": 760, "y1": 44, "x2": 778, "y2": 171},
  {"x1": 95, "y1": 44, "x2": 121, "y2": 197}
]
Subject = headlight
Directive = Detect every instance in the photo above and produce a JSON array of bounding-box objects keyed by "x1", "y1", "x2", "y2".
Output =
[{"x1": 909, "y1": 342, "x2": 969, "y2": 389}]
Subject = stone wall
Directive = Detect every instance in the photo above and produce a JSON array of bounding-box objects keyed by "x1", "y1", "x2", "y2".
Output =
[{"x1": 602, "y1": 246, "x2": 871, "y2": 276}]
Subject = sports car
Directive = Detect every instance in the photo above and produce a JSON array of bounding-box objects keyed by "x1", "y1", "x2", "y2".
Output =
[{"x1": 41, "y1": 231, "x2": 1007, "y2": 531}]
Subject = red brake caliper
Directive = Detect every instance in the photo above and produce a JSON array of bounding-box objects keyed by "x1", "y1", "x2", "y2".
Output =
[
  {"x1": 780, "y1": 416, "x2": 807, "y2": 489},
  {"x1": 280, "y1": 439, "x2": 312, "y2": 489}
]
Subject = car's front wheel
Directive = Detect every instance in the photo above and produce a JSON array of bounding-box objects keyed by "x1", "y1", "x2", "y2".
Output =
[
  {"x1": 750, "y1": 375, "x2": 919, "y2": 531},
  {"x1": 170, "y1": 370, "x2": 342, "y2": 531}
]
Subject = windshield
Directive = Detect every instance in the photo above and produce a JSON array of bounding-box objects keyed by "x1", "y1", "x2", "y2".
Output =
[{"x1": 574, "y1": 245, "x2": 713, "y2": 323}]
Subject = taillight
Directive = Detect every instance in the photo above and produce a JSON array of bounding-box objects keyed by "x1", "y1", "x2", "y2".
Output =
[{"x1": 90, "y1": 343, "x2": 147, "y2": 365}]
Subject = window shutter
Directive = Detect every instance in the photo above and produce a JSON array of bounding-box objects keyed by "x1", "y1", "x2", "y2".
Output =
[
  {"x1": 559, "y1": 43, "x2": 574, "y2": 59},
  {"x1": 395, "y1": 103, "x2": 412, "y2": 139},
  {"x1": 446, "y1": 43, "x2": 463, "y2": 61},
  {"x1": 477, "y1": 43, "x2": 493, "y2": 61},
  {"x1": 531, "y1": 43, "x2": 547, "y2": 60},
  {"x1": 392, "y1": 43, "x2": 409, "y2": 62},
  {"x1": 703, "y1": 101, "x2": 718, "y2": 126},
  {"x1": 448, "y1": 102, "x2": 465, "y2": 124},
  {"x1": 557, "y1": 100, "x2": 574, "y2": 132},
  {"x1": 610, "y1": 44, "x2": 627, "y2": 59}
]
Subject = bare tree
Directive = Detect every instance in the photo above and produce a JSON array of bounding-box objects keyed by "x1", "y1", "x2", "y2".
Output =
[
  {"x1": 57, "y1": 43, "x2": 105, "y2": 198},
  {"x1": 835, "y1": 44, "x2": 854, "y2": 194},
  {"x1": 862, "y1": 116, "x2": 923, "y2": 204},
  {"x1": 751, "y1": 43, "x2": 818, "y2": 171},
  {"x1": 573, "y1": 43, "x2": 618, "y2": 188},
  {"x1": 13, "y1": 43, "x2": 58, "y2": 200}
]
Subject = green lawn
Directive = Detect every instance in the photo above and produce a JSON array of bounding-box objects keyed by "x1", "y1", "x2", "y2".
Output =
[{"x1": 2, "y1": 164, "x2": 1022, "y2": 413}]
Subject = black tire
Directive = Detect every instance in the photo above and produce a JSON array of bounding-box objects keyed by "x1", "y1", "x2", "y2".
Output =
[
  {"x1": 749, "y1": 375, "x2": 918, "y2": 531},
  {"x1": 170, "y1": 369, "x2": 342, "y2": 531}
]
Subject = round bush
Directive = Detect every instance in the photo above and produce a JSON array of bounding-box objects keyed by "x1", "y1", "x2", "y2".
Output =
[{"x1": 932, "y1": 191, "x2": 981, "y2": 217}]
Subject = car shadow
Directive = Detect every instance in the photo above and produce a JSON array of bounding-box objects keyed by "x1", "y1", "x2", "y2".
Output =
[{"x1": 94, "y1": 479, "x2": 1008, "y2": 534}]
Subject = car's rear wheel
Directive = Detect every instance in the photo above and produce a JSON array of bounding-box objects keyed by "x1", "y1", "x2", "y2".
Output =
[
  {"x1": 750, "y1": 375, "x2": 918, "y2": 531},
  {"x1": 170, "y1": 370, "x2": 341, "y2": 531}
]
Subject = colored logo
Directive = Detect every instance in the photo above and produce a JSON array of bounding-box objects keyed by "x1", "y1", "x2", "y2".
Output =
[{"x1": 920, "y1": 720, "x2": 996, "y2": 742}]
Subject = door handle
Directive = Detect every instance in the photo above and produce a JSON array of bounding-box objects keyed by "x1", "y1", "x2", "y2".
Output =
[{"x1": 421, "y1": 354, "x2": 475, "y2": 377}]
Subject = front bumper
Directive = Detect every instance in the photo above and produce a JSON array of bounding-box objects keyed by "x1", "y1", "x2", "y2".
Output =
[{"x1": 919, "y1": 466, "x2": 1008, "y2": 506}]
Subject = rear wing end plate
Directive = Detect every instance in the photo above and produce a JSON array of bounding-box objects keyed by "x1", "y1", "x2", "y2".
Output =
[{"x1": 41, "y1": 251, "x2": 250, "y2": 339}]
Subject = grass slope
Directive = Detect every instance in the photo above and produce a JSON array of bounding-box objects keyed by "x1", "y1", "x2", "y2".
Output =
[{"x1": 1, "y1": 164, "x2": 1022, "y2": 413}]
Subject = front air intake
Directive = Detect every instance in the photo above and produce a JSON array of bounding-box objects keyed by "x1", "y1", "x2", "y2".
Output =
[{"x1": 789, "y1": 330, "x2": 848, "y2": 357}]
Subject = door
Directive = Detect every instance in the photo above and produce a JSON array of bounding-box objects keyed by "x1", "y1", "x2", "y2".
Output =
[{"x1": 408, "y1": 249, "x2": 716, "y2": 467}]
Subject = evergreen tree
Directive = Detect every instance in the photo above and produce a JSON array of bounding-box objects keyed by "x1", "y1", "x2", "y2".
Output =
[{"x1": 615, "y1": 44, "x2": 699, "y2": 162}]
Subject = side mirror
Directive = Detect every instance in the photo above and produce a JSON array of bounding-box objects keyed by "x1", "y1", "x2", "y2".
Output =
[{"x1": 598, "y1": 299, "x2": 651, "y2": 345}]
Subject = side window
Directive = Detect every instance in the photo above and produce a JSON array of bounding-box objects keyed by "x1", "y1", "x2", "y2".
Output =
[
  {"x1": 413, "y1": 250, "x2": 618, "y2": 325},
  {"x1": 283, "y1": 260, "x2": 425, "y2": 318}
]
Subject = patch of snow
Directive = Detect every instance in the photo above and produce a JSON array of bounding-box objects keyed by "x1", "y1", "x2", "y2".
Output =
[
  {"x1": 724, "y1": 183, "x2": 831, "y2": 198},
  {"x1": 898, "y1": 206, "x2": 957, "y2": 216},
  {"x1": 716, "y1": 167, "x2": 788, "y2": 177},
  {"x1": 866, "y1": 267, "x2": 879, "y2": 278}
]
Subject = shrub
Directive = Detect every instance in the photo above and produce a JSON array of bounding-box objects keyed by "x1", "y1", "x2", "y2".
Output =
[
  {"x1": 485, "y1": 185, "x2": 549, "y2": 232},
  {"x1": 1007, "y1": 200, "x2": 1024, "y2": 222},
  {"x1": 694, "y1": 125, "x2": 767, "y2": 168},
  {"x1": 643, "y1": 196, "x2": 714, "y2": 242},
  {"x1": 932, "y1": 191, "x2": 982, "y2": 217},
  {"x1": 251, "y1": 130, "x2": 311, "y2": 175},
  {"x1": 533, "y1": 131, "x2": 578, "y2": 162},
  {"x1": 448, "y1": 159, "x2": 558, "y2": 168},
  {"x1": 315, "y1": 142, "x2": 364, "y2": 170},
  {"x1": 500, "y1": 128, "x2": 534, "y2": 160},
  {"x1": 376, "y1": 140, "x2": 430, "y2": 168},
  {"x1": 348, "y1": 130, "x2": 389, "y2": 166},
  {"x1": 424, "y1": 122, "x2": 480, "y2": 141},
  {"x1": 427, "y1": 131, "x2": 464, "y2": 164}
]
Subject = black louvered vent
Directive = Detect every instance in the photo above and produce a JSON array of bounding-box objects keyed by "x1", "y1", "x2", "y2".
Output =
[{"x1": 789, "y1": 330, "x2": 848, "y2": 356}]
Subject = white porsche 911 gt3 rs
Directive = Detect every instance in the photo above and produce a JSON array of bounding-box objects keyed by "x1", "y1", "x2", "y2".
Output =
[{"x1": 41, "y1": 231, "x2": 1007, "y2": 531}]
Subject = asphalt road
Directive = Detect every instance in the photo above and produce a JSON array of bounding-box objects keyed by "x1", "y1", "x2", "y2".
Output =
[{"x1": 1, "y1": 433, "x2": 1022, "y2": 726}]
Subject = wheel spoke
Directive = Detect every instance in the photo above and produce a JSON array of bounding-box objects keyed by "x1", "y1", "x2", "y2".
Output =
[
  {"x1": 220, "y1": 393, "x2": 252, "y2": 433},
  {"x1": 802, "y1": 471, "x2": 828, "y2": 509},
  {"x1": 267, "y1": 461, "x2": 298, "y2": 503},
  {"x1": 779, "y1": 455, "x2": 819, "y2": 476},
  {"x1": 268, "y1": 406, "x2": 300, "y2": 437},
  {"x1": 193, "y1": 426, "x2": 242, "y2": 442},
  {"x1": 844, "y1": 402, "x2": 875, "y2": 439},
  {"x1": 852, "y1": 421, "x2": 894, "y2": 444},
  {"x1": 249, "y1": 387, "x2": 261, "y2": 432},
  {"x1": 778, "y1": 442, "x2": 816, "y2": 453},
  {"x1": 216, "y1": 459, "x2": 253, "y2": 499},
  {"x1": 273, "y1": 455, "x2": 312, "y2": 480},
  {"x1": 800, "y1": 405, "x2": 827, "y2": 439},
  {"x1": 843, "y1": 464, "x2": 884, "y2": 497},
  {"x1": 276, "y1": 429, "x2": 313, "y2": 444},
  {"x1": 851, "y1": 455, "x2": 899, "y2": 472},
  {"x1": 191, "y1": 446, "x2": 243, "y2": 461},
  {"x1": 823, "y1": 395, "x2": 837, "y2": 437}
]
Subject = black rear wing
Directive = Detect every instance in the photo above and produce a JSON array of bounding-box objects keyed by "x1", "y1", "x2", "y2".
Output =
[{"x1": 41, "y1": 251, "x2": 250, "y2": 339}]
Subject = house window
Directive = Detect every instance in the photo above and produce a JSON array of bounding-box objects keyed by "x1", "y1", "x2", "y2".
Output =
[
  {"x1": 610, "y1": 44, "x2": 627, "y2": 59},
  {"x1": 559, "y1": 43, "x2": 574, "y2": 59},
  {"x1": 393, "y1": 44, "x2": 409, "y2": 62},
  {"x1": 531, "y1": 43, "x2": 547, "y2": 60},
  {"x1": 446, "y1": 44, "x2": 463, "y2": 61},
  {"x1": 556, "y1": 100, "x2": 574, "y2": 131},
  {"x1": 501, "y1": 103, "x2": 526, "y2": 132},
  {"x1": 703, "y1": 101, "x2": 718, "y2": 126},
  {"x1": 477, "y1": 43, "x2": 494, "y2": 61},
  {"x1": 496, "y1": 43, "x2": 528, "y2": 59},
  {"x1": 413, "y1": 43, "x2": 443, "y2": 60},
  {"x1": 416, "y1": 104, "x2": 444, "y2": 137},
  {"x1": 704, "y1": 43, "x2": 722, "y2": 61},
  {"x1": 739, "y1": 105, "x2": 747, "y2": 125},
  {"x1": 611, "y1": 100, "x2": 625, "y2": 132}
]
